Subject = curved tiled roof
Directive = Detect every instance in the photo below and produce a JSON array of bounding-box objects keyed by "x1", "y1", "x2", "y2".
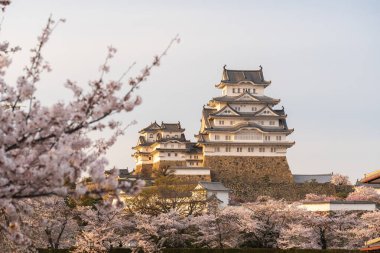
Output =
[
  {"x1": 212, "y1": 93, "x2": 279, "y2": 104},
  {"x1": 139, "y1": 121, "x2": 185, "y2": 133},
  {"x1": 221, "y1": 67, "x2": 271, "y2": 85},
  {"x1": 204, "y1": 121, "x2": 293, "y2": 134}
]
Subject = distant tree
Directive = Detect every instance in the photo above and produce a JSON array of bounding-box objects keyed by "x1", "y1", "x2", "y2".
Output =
[
  {"x1": 304, "y1": 193, "x2": 336, "y2": 201},
  {"x1": 331, "y1": 174, "x2": 351, "y2": 186},
  {"x1": 190, "y1": 206, "x2": 244, "y2": 249},
  {"x1": 239, "y1": 197, "x2": 304, "y2": 248},
  {"x1": 346, "y1": 186, "x2": 380, "y2": 202},
  {"x1": 132, "y1": 210, "x2": 193, "y2": 252},
  {"x1": 125, "y1": 175, "x2": 206, "y2": 216}
]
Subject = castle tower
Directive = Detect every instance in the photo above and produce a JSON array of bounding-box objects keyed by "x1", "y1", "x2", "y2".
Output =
[
  {"x1": 196, "y1": 66, "x2": 295, "y2": 184},
  {"x1": 132, "y1": 122, "x2": 208, "y2": 180}
]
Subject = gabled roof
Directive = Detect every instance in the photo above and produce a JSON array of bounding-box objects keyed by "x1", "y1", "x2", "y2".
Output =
[
  {"x1": 161, "y1": 122, "x2": 184, "y2": 132},
  {"x1": 293, "y1": 173, "x2": 333, "y2": 184},
  {"x1": 139, "y1": 121, "x2": 161, "y2": 133},
  {"x1": 198, "y1": 181, "x2": 230, "y2": 192},
  {"x1": 210, "y1": 104, "x2": 240, "y2": 117},
  {"x1": 221, "y1": 66, "x2": 271, "y2": 85},
  {"x1": 255, "y1": 105, "x2": 283, "y2": 117},
  {"x1": 139, "y1": 121, "x2": 185, "y2": 133},
  {"x1": 202, "y1": 117, "x2": 293, "y2": 134}
]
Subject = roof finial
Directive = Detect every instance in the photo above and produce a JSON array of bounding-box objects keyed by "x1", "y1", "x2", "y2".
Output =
[
  {"x1": 223, "y1": 64, "x2": 227, "y2": 70},
  {"x1": 259, "y1": 65, "x2": 263, "y2": 70}
]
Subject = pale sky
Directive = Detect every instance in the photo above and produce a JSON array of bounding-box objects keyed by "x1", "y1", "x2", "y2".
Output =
[{"x1": 3, "y1": 0, "x2": 380, "y2": 182}]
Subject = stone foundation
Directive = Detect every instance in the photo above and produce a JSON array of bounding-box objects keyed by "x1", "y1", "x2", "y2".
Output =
[
  {"x1": 135, "y1": 164, "x2": 153, "y2": 178},
  {"x1": 175, "y1": 175, "x2": 211, "y2": 183},
  {"x1": 203, "y1": 156, "x2": 293, "y2": 184}
]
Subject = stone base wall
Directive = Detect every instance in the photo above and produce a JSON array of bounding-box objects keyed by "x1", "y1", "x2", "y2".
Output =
[
  {"x1": 175, "y1": 175, "x2": 211, "y2": 183},
  {"x1": 135, "y1": 164, "x2": 153, "y2": 178},
  {"x1": 203, "y1": 156, "x2": 293, "y2": 184}
]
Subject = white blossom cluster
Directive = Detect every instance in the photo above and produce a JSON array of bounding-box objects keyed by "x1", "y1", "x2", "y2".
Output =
[{"x1": 0, "y1": 1, "x2": 179, "y2": 245}]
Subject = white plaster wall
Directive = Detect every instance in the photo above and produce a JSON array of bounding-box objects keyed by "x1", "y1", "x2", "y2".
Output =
[
  {"x1": 173, "y1": 168, "x2": 210, "y2": 175},
  {"x1": 152, "y1": 151, "x2": 187, "y2": 163},
  {"x1": 225, "y1": 85, "x2": 265, "y2": 96},
  {"x1": 330, "y1": 203, "x2": 376, "y2": 211},
  {"x1": 203, "y1": 145, "x2": 286, "y2": 156},
  {"x1": 301, "y1": 203, "x2": 377, "y2": 211},
  {"x1": 206, "y1": 191, "x2": 229, "y2": 208}
]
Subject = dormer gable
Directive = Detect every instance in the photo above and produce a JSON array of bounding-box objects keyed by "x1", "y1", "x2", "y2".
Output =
[
  {"x1": 235, "y1": 92, "x2": 259, "y2": 102},
  {"x1": 212, "y1": 104, "x2": 240, "y2": 116},
  {"x1": 255, "y1": 106, "x2": 281, "y2": 116}
]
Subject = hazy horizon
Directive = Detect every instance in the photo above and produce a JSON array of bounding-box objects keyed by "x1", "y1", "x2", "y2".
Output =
[{"x1": 3, "y1": 0, "x2": 380, "y2": 182}]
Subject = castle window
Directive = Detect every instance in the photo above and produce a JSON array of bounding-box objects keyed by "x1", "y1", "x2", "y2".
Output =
[
  {"x1": 149, "y1": 156, "x2": 152, "y2": 160},
  {"x1": 253, "y1": 89, "x2": 256, "y2": 94},
  {"x1": 260, "y1": 121, "x2": 265, "y2": 125},
  {"x1": 190, "y1": 162, "x2": 193, "y2": 165},
  {"x1": 248, "y1": 147, "x2": 254, "y2": 152},
  {"x1": 219, "y1": 120, "x2": 224, "y2": 125},
  {"x1": 214, "y1": 135, "x2": 220, "y2": 140},
  {"x1": 237, "y1": 88, "x2": 240, "y2": 93},
  {"x1": 265, "y1": 136, "x2": 271, "y2": 141},
  {"x1": 225, "y1": 135, "x2": 231, "y2": 141},
  {"x1": 230, "y1": 121, "x2": 234, "y2": 125},
  {"x1": 196, "y1": 162, "x2": 199, "y2": 166},
  {"x1": 269, "y1": 121, "x2": 275, "y2": 126},
  {"x1": 175, "y1": 134, "x2": 178, "y2": 138},
  {"x1": 271, "y1": 147, "x2": 276, "y2": 152},
  {"x1": 194, "y1": 155, "x2": 198, "y2": 159},
  {"x1": 234, "y1": 107, "x2": 240, "y2": 111},
  {"x1": 168, "y1": 153, "x2": 171, "y2": 156},
  {"x1": 276, "y1": 136, "x2": 282, "y2": 141},
  {"x1": 247, "y1": 88, "x2": 251, "y2": 93},
  {"x1": 175, "y1": 153, "x2": 178, "y2": 157},
  {"x1": 235, "y1": 130, "x2": 262, "y2": 140},
  {"x1": 233, "y1": 88, "x2": 236, "y2": 93},
  {"x1": 252, "y1": 107, "x2": 257, "y2": 111},
  {"x1": 149, "y1": 134, "x2": 153, "y2": 138},
  {"x1": 166, "y1": 135, "x2": 170, "y2": 138},
  {"x1": 237, "y1": 147, "x2": 242, "y2": 152},
  {"x1": 259, "y1": 147, "x2": 265, "y2": 152},
  {"x1": 214, "y1": 147, "x2": 220, "y2": 152},
  {"x1": 225, "y1": 146, "x2": 231, "y2": 152}
]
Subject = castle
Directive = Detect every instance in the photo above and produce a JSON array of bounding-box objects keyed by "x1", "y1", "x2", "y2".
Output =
[{"x1": 132, "y1": 66, "x2": 295, "y2": 184}]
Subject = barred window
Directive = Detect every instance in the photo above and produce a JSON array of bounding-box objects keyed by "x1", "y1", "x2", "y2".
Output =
[{"x1": 235, "y1": 130, "x2": 262, "y2": 140}]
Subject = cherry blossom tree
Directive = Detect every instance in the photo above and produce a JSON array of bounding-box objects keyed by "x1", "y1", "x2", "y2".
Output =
[
  {"x1": 277, "y1": 223, "x2": 318, "y2": 249},
  {"x1": 239, "y1": 197, "x2": 304, "y2": 248},
  {"x1": 304, "y1": 193, "x2": 337, "y2": 201},
  {"x1": 0, "y1": 1, "x2": 179, "y2": 244},
  {"x1": 131, "y1": 210, "x2": 193, "y2": 252},
  {"x1": 346, "y1": 186, "x2": 380, "y2": 202},
  {"x1": 331, "y1": 174, "x2": 351, "y2": 186},
  {"x1": 189, "y1": 206, "x2": 244, "y2": 249},
  {"x1": 74, "y1": 204, "x2": 134, "y2": 253}
]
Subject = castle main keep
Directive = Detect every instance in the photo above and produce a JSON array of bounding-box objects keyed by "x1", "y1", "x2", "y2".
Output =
[{"x1": 132, "y1": 66, "x2": 295, "y2": 184}]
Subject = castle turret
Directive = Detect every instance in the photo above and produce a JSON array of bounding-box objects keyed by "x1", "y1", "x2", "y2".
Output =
[{"x1": 132, "y1": 122, "x2": 206, "y2": 179}]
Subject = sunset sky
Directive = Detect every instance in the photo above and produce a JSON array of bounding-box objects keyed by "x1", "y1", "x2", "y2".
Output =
[{"x1": 3, "y1": 0, "x2": 380, "y2": 181}]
